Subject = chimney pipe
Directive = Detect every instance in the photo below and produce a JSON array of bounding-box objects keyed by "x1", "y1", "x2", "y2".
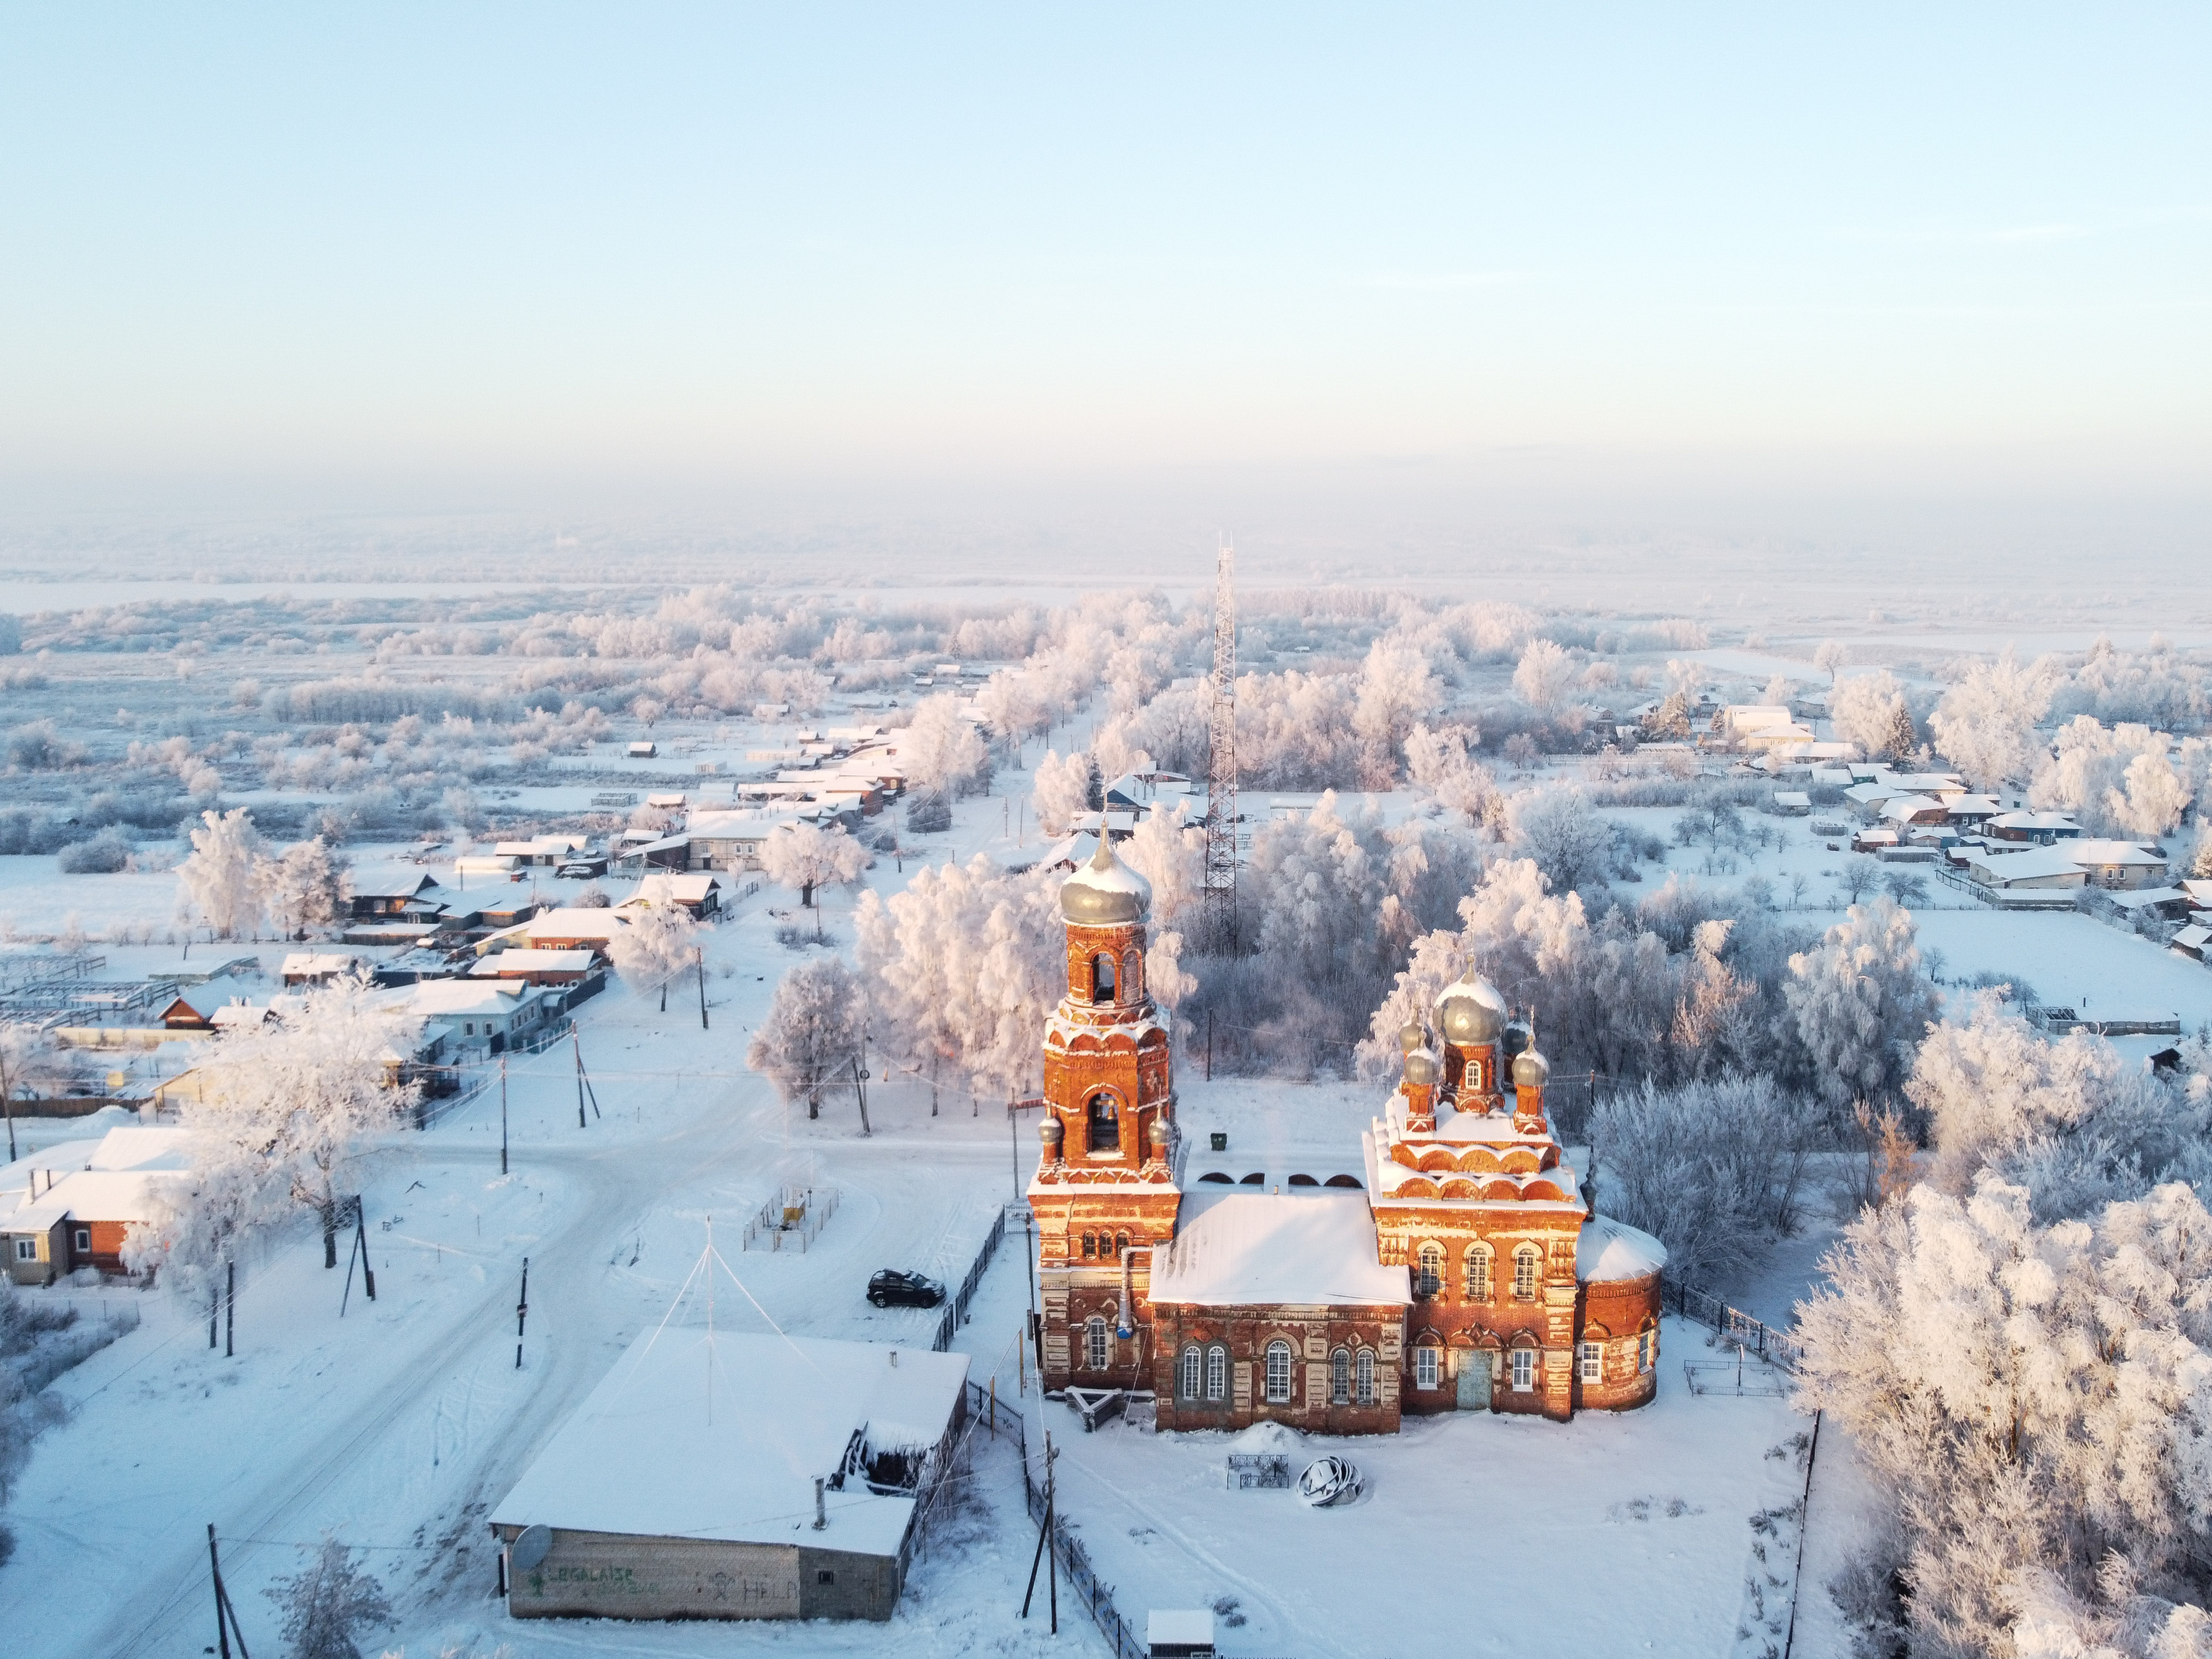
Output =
[{"x1": 813, "y1": 1477, "x2": 826, "y2": 1530}]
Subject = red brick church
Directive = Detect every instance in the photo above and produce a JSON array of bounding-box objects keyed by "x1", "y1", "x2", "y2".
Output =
[{"x1": 1029, "y1": 835, "x2": 1665, "y2": 1431}]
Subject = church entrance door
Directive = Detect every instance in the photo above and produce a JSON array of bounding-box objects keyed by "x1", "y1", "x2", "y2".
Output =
[{"x1": 1457, "y1": 1350, "x2": 1491, "y2": 1411}]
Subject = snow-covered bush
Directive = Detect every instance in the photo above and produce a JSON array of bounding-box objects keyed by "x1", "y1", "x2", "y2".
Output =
[
  {"x1": 748, "y1": 957, "x2": 867, "y2": 1121},
  {"x1": 56, "y1": 832, "x2": 133, "y2": 874},
  {"x1": 895, "y1": 694, "x2": 990, "y2": 801},
  {"x1": 1402, "y1": 722, "x2": 1498, "y2": 823}
]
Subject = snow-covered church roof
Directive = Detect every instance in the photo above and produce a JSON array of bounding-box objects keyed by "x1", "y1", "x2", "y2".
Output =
[
  {"x1": 1575, "y1": 1215, "x2": 1667, "y2": 1284},
  {"x1": 1149, "y1": 1192, "x2": 1411, "y2": 1308}
]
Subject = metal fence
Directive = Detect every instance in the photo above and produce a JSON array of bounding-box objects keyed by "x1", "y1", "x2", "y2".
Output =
[
  {"x1": 928, "y1": 1204, "x2": 1009, "y2": 1353},
  {"x1": 1667, "y1": 1280, "x2": 1804, "y2": 1373},
  {"x1": 412, "y1": 1069, "x2": 493, "y2": 1129},
  {"x1": 1021, "y1": 1433, "x2": 1152, "y2": 1659},
  {"x1": 742, "y1": 1185, "x2": 839, "y2": 1252}
]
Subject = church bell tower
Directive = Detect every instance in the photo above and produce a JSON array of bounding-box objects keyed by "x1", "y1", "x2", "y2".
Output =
[{"x1": 1029, "y1": 834, "x2": 1183, "y2": 1390}]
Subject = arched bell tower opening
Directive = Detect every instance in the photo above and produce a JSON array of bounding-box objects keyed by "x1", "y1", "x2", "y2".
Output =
[{"x1": 1029, "y1": 833, "x2": 1183, "y2": 1392}]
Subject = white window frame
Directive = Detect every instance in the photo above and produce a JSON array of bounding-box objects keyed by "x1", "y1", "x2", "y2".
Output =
[
  {"x1": 72, "y1": 1227, "x2": 91, "y2": 1254},
  {"x1": 1414, "y1": 1344, "x2": 1440, "y2": 1391},
  {"x1": 1465, "y1": 1245, "x2": 1491, "y2": 1302},
  {"x1": 1205, "y1": 1345, "x2": 1227, "y2": 1401},
  {"x1": 13, "y1": 1238, "x2": 34, "y2": 1262},
  {"x1": 1578, "y1": 1340, "x2": 1602, "y2": 1384},
  {"x1": 1329, "y1": 1348, "x2": 1350, "y2": 1406},
  {"x1": 1264, "y1": 1340, "x2": 1293, "y2": 1404},
  {"x1": 1638, "y1": 1331, "x2": 1655, "y2": 1374},
  {"x1": 1084, "y1": 1317, "x2": 1109, "y2": 1371},
  {"x1": 1355, "y1": 1348, "x2": 1376, "y2": 1405},
  {"x1": 1180, "y1": 1346, "x2": 1202, "y2": 1400},
  {"x1": 1513, "y1": 1246, "x2": 1541, "y2": 1301},
  {"x1": 1510, "y1": 1348, "x2": 1536, "y2": 1391}
]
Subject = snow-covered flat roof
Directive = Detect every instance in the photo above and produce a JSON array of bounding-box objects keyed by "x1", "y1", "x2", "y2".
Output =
[
  {"x1": 1968, "y1": 847, "x2": 2088, "y2": 884},
  {"x1": 2106, "y1": 886, "x2": 2187, "y2": 911},
  {"x1": 1150, "y1": 1192, "x2": 1409, "y2": 1308},
  {"x1": 490, "y1": 1331, "x2": 967, "y2": 1558}
]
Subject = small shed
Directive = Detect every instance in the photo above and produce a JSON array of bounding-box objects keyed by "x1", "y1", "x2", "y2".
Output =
[
  {"x1": 1149, "y1": 1609, "x2": 1218, "y2": 1657},
  {"x1": 468, "y1": 950, "x2": 597, "y2": 986},
  {"x1": 2171, "y1": 924, "x2": 2210, "y2": 963},
  {"x1": 490, "y1": 1332, "x2": 969, "y2": 1623},
  {"x1": 1771, "y1": 791, "x2": 1811, "y2": 816},
  {"x1": 627, "y1": 740, "x2": 659, "y2": 759}
]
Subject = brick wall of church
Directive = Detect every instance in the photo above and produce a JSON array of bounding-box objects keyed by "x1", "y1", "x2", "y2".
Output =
[{"x1": 1149, "y1": 1303, "x2": 1406, "y2": 1434}]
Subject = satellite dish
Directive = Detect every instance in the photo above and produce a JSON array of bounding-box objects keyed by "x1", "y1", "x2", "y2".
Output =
[{"x1": 510, "y1": 1524, "x2": 552, "y2": 1571}]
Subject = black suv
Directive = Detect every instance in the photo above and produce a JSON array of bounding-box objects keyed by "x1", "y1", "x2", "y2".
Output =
[{"x1": 868, "y1": 1269, "x2": 946, "y2": 1308}]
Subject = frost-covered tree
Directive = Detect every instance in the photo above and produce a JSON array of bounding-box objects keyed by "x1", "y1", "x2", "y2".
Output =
[
  {"x1": 609, "y1": 902, "x2": 698, "y2": 1009},
  {"x1": 265, "y1": 1535, "x2": 393, "y2": 1659},
  {"x1": 896, "y1": 694, "x2": 989, "y2": 804},
  {"x1": 178, "y1": 807, "x2": 267, "y2": 939},
  {"x1": 2030, "y1": 718, "x2": 2184, "y2": 837},
  {"x1": 758, "y1": 822, "x2": 868, "y2": 937},
  {"x1": 854, "y1": 854, "x2": 1063, "y2": 1103},
  {"x1": 1593, "y1": 1072, "x2": 1821, "y2": 1287},
  {"x1": 1119, "y1": 800, "x2": 1204, "y2": 928},
  {"x1": 1402, "y1": 722, "x2": 1498, "y2": 823},
  {"x1": 1830, "y1": 670, "x2": 1913, "y2": 760},
  {"x1": 1797, "y1": 1177, "x2": 2212, "y2": 1659},
  {"x1": 1511, "y1": 638, "x2": 1579, "y2": 714},
  {"x1": 1781, "y1": 896, "x2": 1938, "y2": 1117},
  {"x1": 1030, "y1": 748, "x2": 1094, "y2": 838},
  {"x1": 1353, "y1": 638, "x2": 1444, "y2": 786},
  {"x1": 1639, "y1": 688, "x2": 1692, "y2": 740},
  {"x1": 132, "y1": 983, "x2": 417, "y2": 1279},
  {"x1": 1507, "y1": 785, "x2": 1610, "y2": 895},
  {"x1": 1928, "y1": 648, "x2": 2057, "y2": 791},
  {"x1": 257, "y1": 837, "x2": 349, "y2": 940},
  {"x1": 1907, "y1": 995, "x2": 2212, "y2": 1217},
  {"x1": 748, "y1": 957, "x2": 866, "y2": 1120},
  {"x1": 1814, "y1": 639, "x2": 1846, "y2": 682}
]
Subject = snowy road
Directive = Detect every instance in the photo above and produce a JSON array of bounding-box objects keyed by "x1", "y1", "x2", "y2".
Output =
[{"x1": 17, "y1": 1031, "x2": 1026, "y2": 1659}]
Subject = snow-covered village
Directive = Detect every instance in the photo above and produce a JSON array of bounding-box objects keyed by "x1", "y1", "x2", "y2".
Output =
[{"x1": 3, "y1": 12, "x2": 2210, "y2": 1659}]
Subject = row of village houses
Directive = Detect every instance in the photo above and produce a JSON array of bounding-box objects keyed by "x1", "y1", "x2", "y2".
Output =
[{"x1": 0, "y1": 873, "x2": 735, "y2": 1287}]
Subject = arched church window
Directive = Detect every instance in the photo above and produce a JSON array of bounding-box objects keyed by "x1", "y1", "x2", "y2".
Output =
[
  {"x1": 1085, "y1": 1317, "x2": 1109, "y2": 1371},
  {"x1": 1355, "y1": 1348, "x2": 1376, "y2": 1405},
  {"x1": 1081, "y1": 1232, "x2": 1094, "y2": 1259},
  {"x1": 1114, "y1": 1231, "x2": 1129, "y2": 1257},
  {"x1": 1510, "y1": 1347, "x2": 1536, "y2": 1392},
  {"x1": 1414, "y1": 1243, "x2": 1443, "y2": 1297},
  {"x1": 1180, "y1": 1346, "x2": 1202, "y2": 1400},
  {"x1": 1465, "y1": 1243, "x2": 1493, "y2": 1302},
  {"x1": 1264, "y1": 1340, "x2": 1293, "y2": 1404},
  {"x1": 1513, "y1": 1244, "x2": 1541, "y2": 1301},
  {"x1": 1330, "y1": 1348, "x2": 1351, "y2": 1405},
  {"x1": 1091, "y1": 953, "x2": 1117, "y2": 1003},
  {"x1": 1122, "y1": 947, "x2": 1142, "y2": 1003},
  {"x1": 1087, "y1": 1093, "x2": 1120, "y2": 1153},
  {"x1": 1205, "y1": 1345, "x2": 1227, "y2": 1401},
  {"x1": 1637, "y1": 1329, "x2": 1655, "y2": 1374}
]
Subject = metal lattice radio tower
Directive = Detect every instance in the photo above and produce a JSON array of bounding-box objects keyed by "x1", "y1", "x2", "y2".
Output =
[{"x1": 1202, "y1": 535, "x2": 1238, "y2": 952}]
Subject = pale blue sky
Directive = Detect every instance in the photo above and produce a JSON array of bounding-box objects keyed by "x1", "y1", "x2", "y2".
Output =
[{"x1": 2, "y1": 6, "x2": 2206, "y2": 526}]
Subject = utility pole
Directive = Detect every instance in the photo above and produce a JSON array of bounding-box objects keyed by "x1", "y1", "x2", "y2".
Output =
[
  {"x1": 515, "y1": 1257, "x2": 529, "y2": 1369},
  {"x1": 500, "y1": 1055, "x2": 509, "y2": 1174},
  {"x1": 1202, "y1": 535, "x2": 1239, "y2": 954},
  {"x1": 208, "y1": 1524, "x2": 250, "y2": 1658},
  {"x1": 224, "y1": 1259, "x2": 234, "y2": 1358},
  {"x1": 696, "y1": 946, "x2": 709, "y2": 1030}
]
